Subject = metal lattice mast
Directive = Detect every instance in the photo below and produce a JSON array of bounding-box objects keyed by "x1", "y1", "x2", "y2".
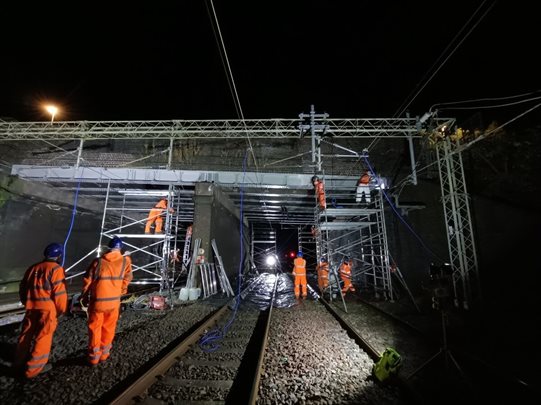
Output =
[{"x1": 436, "y1": 137, "x2": 479, "y2": 309}]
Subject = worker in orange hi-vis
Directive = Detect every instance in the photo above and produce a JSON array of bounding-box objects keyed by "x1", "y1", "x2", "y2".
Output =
[
  {"x1": 145, "y1": 198, "x2": 174, "y2": 234},
  {"x1": 80, "y1": 236, "x2": 132, "y2": 366},
  {"x1": 292, "y1": 251, "x2": 307, "y2": 299},
  {"x1": 311, "y1": 175, "x2": 327, "y2": 210},
  {"x1": 356, "y1": 170, "x2": 372, "y2": 204},
  {"x1": 339, "y1": 256, "x2": 356, "y2": 296},
  {"x1": 14, "y1": 243, "x2": 67, "y2": 378},
  {"x1": 316, "y1": 257, "x2": 329, "y2": 293}
]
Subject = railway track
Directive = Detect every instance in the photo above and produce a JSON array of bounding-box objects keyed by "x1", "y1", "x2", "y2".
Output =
[
  {"x1": 6, "y1": 273, "x2": 532, "y2": 404},
  {"x1": 105, "y1": 295, "x2": 408, "y2": 405},
  {"x1": 107, "y1": 302, "x2": 270, "y2": 404}
]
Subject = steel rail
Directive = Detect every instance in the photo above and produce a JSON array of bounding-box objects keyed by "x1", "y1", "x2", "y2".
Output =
[
  {"x1": 248, "y1": 274, "x2": 278, "y2": 404},
  {"x1": 110, "y1": 303, "x2": 229, "y2": 404},
  {"x1": 319, "y1": 297, "x2": 425, "y2": 404},
  {"x1": 319, "y1": 297, "x2": 380, "y2": 360}
]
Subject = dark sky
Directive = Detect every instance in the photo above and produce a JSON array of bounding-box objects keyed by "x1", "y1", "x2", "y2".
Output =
[{"x1": 1, "y1": 1, "x2": 539, "y2": 124}]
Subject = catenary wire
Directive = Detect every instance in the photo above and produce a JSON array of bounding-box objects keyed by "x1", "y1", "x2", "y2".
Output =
[
  {"x1": 368, "y1": 0, "x2": 495, "y2": 153},
  {"x1": 429, "y1": 89, "x2": 541, "y2": 112}
]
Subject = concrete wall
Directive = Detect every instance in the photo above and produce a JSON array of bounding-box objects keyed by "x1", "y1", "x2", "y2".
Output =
[
  {"x1": 191, "y1": 182, "x2": 248, "y2": 289},
  {"x1": 0, "y1": 174, "x2": 103, "y2": 293}
]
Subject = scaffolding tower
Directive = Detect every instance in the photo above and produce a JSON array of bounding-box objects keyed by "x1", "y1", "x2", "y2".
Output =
[
  {"x1": 314, "y1": 190, "x2": 393, "y2": 300},
  {"x1": 98, "y1": 183, "x2": 190, "y2": 294}
]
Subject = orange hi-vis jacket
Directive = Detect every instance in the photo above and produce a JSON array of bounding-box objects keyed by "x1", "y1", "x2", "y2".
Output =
[
  {"x1": 339, "y1": 261, "x2": 352, "y2": 280},
  {"x1": 19, "y1": 259, "x2": 67, "y2": 314},
  {"x1": 292, "y1": 257, "x2": 307, "y2": 298},
  {"x1": 340, "y1": 261, "x2": 356, "y2": 293},
  {"x1": 293, "y1": 257, "x2": 307, "y2": 277},
  {"x1": 314, "y1": 179, "x2": 327, "y2": 209},
  {"x1": 359, "y1": 173, "x2": 370, "y2": 185},
  {"x1": 82, "y1": 250, "x2": 133, "y2": 312},
  {"x1": 316, "y1": 261, "x2": 329, "y2": 290}
]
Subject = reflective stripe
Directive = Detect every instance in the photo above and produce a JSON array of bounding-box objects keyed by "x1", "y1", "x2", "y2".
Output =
[
  {"x1": 52, "y1": 278, "x2": 65, "y2": 286},
  {"x1": 30, "y1": 353, "x2": 50, "y2": 361},
  {"x1": 88, "y1": 354, "x2": 100, "y2": 360},
  {"x1": 95, "y1": 296, "x2": 121, "y2": 301},
  {"x1": 96, "y1": 276, "x2": 123, "y2": 280},
  {"x1": 28, "y1": 285, "x2": 51, "y2": 291},
  {"x1": 119, "y1": 257, "x2": 127, "y2": 279},
  {"x1": 27, "y1": 362, "x2": 48, "y2": 369},
  {"x1": 91, "y1": 347, "x2": 101, "y2": 352},
  {"x1": 294, "y1": 273, "x2": 306, "y2": 276},
  {"x1": 55, "y1": 291, "x2": 67, "y2": 296}
]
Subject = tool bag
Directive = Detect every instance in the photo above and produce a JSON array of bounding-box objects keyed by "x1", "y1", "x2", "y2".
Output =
[{"x1": 373, "y1": 347, "x2": 402, "y2": 382}]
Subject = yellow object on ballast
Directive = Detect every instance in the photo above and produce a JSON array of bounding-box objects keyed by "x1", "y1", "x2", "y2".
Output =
[{"x1": 373, "y1": 347, "x2": 402, "y2": 382}]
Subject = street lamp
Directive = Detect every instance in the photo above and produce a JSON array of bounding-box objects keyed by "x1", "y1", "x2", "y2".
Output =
[{"x1": 45, "y1": 105, "x2": 58, "y2": 123}]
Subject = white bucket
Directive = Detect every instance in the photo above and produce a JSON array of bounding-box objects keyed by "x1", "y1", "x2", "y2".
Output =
[
  {"x1": 188, "y1": 288, "x2": 201, "y2": 301},
  {"x1": 178, "y1": 288, "x2": 190, "y2": 301}
]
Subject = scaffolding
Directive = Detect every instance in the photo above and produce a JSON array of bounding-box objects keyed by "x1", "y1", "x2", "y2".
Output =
[
  {"x1": 98, "y1": 182, "x2": 191, "y2": 295},
  {"x1": 250, "y1": 224, "x2": 277, "y2": 272},
  {"x1": 314, "y1": 191, "x2": 393, "y2": 300}
]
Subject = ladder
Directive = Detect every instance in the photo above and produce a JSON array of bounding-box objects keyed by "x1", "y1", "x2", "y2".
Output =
[{"x1": 181, "y1": 225, "x2": 193, "y2": 274}]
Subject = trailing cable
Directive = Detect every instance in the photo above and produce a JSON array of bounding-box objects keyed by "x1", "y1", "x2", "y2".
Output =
[
  {"x1": 62, "y1": 175, "x2": 82, "y2": 267},
  {"x1": 363, "y1": 156, "x2": 444, "y2": 262},
  {"x1": 198, "y1": 149, "x2": 248, "y2": 352}
]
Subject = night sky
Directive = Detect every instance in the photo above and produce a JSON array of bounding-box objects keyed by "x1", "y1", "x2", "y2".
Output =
[{"x1": 1, "y1": 1, "x2": 539, "y2": 124}]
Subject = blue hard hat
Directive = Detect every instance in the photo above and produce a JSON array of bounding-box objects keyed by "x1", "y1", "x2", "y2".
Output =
[
  {"x1": 44, "y1": 243, "x2": 63, "y2": 258},
  {"x1": 320, "y1": 257, "x2": 327, "y2": 262},
  {"x1": 108, "y1": 236, "x2": 123, "y2": 250},
  {"x1": 297, "y1": 251, "x2": 303, "y2": 257}
]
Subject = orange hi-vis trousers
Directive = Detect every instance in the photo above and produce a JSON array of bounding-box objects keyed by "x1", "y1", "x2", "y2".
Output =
[
  {"x1": 294, "y1": 275, "x2": 307, "y2": 299},
  {"x1": 15, "y1": 310, "x2": 57, "y2": 378},
  {"x1": 145, "y1": 208, "x2": 164, "y2": 233},
  {"x1": 87, "y1": 307, "x2": 120, "y2": 365}
]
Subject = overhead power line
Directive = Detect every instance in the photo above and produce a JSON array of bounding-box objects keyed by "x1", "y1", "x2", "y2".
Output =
[
  {"x1": 393, "y1": 0, "x2": 496, "y2": 119},
  {"x1": 205, "y1": 0, "x2": 259, "y2": 171},
  {"x1": 368, "y1": 0, "x2": 496, "y2": 153}
]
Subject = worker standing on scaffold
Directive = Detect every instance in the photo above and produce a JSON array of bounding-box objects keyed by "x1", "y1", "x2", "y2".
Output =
[
  {"x1": 311, "y1": 175, "x2": 326, "y2": 210},
  {"x1": 316, "y1": 256, "x2": 329, "y2": 293},
  {"x1": 340, "y1": 256, "x2": 356, "y2": 296},
  {"x1": 145, "y1": 198, "x2": 174, "y2": 234}
]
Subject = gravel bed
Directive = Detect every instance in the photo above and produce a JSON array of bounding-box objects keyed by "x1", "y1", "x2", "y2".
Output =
[
  {"x1": 258, "y1": 300, "x2": 406, "y2": 405},
  {"x1": 145, "y1": 307, "x2": 260, "y2": 403},
  {"x1": 329, "y1": 299, "x2": 436, "y2": 378},
  {"x1": 0, "y1": 300, "x2": 220, "y2": 404}
]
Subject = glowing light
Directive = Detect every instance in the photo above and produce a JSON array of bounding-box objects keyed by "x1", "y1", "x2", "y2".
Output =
[
  {"x1": 266, "y1": 255, "x2": 277, "y2": 266},
  {"x1": 44, "y1": 105, "x2": 59, "y2": 123}
]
